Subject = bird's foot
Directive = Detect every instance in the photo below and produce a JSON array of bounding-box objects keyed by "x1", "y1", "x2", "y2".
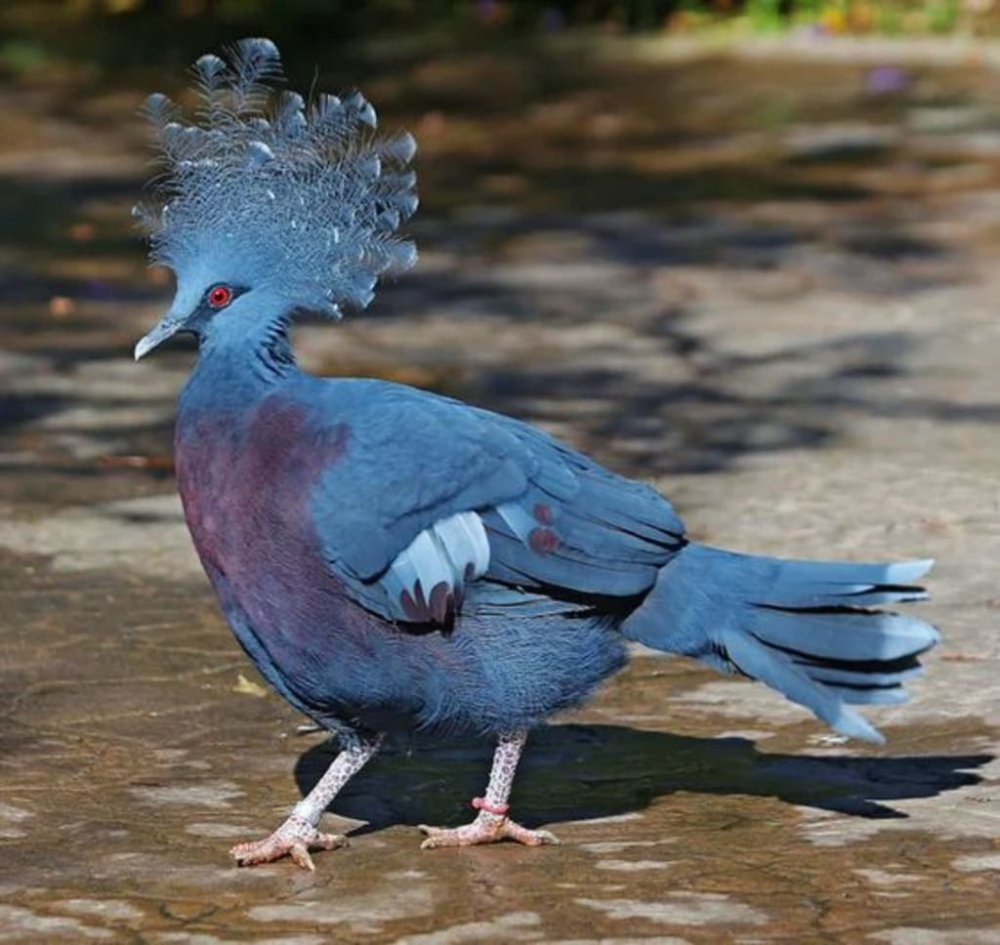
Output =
[
  {"x1": 418, "y1": 812, "x2": 559, "y2": 850},
  {"x1": 230, "y1": 814, "x2": 347, "y2": 870}
]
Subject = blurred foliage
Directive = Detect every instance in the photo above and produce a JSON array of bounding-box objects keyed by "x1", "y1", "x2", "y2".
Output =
[
  {"x1": 0, "y1": 0, "x2": 996, "y2": 56},
  {"x1": 0, "y1": 0, "x2": 993, "y2": 114}
]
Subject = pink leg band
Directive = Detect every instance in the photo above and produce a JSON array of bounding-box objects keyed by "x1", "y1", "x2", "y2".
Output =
[{"x1": 471, "y1": 796, "x2": 510, "y2": 817}]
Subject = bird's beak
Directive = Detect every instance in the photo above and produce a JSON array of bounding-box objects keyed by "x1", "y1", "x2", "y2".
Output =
[{"x1": 134, "y1": 311, "x2": 185, "y2": 361}]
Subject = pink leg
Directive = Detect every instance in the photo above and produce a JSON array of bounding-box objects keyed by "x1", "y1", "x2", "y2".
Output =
[
  {"x1": 231, "y1": 731, "x2": 383, "y2": 870},
  {"x1": 419, "y1": 730, "x2": 558, "y2": 849}
]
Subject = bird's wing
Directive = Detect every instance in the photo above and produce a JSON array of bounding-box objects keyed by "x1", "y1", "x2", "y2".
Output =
[{"x1": 311, "y1": 380, "x2": 685, "y2": 626}]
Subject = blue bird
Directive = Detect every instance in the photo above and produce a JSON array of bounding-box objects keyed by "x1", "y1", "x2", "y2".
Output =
[{"x1": 134, "y1": 39, "x2": 939, "y2": 870}]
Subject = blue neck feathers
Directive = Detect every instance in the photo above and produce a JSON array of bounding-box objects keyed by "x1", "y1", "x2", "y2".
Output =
[{"x1": 180, "y1": 310, "x2": 299, "y2": 421}]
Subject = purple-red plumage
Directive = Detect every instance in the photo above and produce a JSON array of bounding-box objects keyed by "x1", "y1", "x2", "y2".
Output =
[
  {"x1": 528, "y1": 526, "x2": 560, "y2": 555},
  {"x1": 176, "y1": 397, "x2": 350, "y2": 651},
  {"x1": 533, "y1": 502, "x2": 553, "y2": 525}
]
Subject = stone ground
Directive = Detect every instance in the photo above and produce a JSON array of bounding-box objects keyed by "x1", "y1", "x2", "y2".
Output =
[{"x1": 1, "y1": 31, "x2": 999, "y2": 944}]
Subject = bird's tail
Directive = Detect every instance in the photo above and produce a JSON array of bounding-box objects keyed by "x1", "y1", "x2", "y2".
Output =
[{"x1": 621, "y1": 543, "x2": 938, "y2": 743}]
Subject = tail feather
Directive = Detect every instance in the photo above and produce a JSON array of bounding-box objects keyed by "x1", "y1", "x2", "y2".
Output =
[
  {"x1": 721, "y1": 628, "x2": 886, "y2": 742},
  {"x1": 824, "y1": 684, "x2": 911, "y2": 706},
  {"x1": 748, "y1": 557, "x2": 933, "y2": 608},
  {"x1": 748, "y1": 606, "x2": 937, "y2": 662},
  {"x1": 791, "y1": 659, "x2": 924, "y2": 689},
  {"x1": 621, "y1": 543, "x2": 939, "y2": 743}
]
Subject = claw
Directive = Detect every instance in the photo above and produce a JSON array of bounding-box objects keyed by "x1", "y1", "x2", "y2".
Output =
[
  {"x1": 418, "y1": 816, "x2": 559, "y2": 849},
  {"x1": 230, "y1": 814, "x2": 348, "y2": 869},
  {"x1": 289, "y1": 842, "x2": 315, "y2": 871}
]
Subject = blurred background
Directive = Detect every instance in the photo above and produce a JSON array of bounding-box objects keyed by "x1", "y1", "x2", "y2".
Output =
[
  {"x1": 1, "y1": 2, "x2": 999, "y2": 942},
  {"x1": 3, "y1": 0, "x2": 1000, "y2": 481}
]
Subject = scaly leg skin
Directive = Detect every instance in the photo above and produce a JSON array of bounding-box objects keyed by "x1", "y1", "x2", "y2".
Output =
[
  {"x1": 419, "y1": 730, "x2": 559, "y2": 849},
  {"x1": 231, "y1": 730, "x2": 383, "y2": 871}
]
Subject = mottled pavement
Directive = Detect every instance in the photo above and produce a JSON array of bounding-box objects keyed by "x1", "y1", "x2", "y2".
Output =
[{"x1": 1, "y1": 35, "x2": 999, "y2": 943}]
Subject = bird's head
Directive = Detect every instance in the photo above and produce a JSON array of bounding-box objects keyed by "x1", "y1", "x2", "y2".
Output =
[
  {"x1": 134, "y1": 263, "x2": 260, "y2": 360},
  {"x1": 133, "y1": 37, "x2": 418, "y2": 361}
]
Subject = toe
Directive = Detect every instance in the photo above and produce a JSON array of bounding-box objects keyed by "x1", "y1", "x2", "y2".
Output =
[
  {"x1": 230, "y1": 842, "x2": 259, "y2": 865},
  {"x1": 228, "y1": 824, "x2": 347, "y2": 868},
  {"x1": 232, "y1": 847, "x2": 263, "y2": 867},
  {"x1": 418, "y1": 828, "x2": 450, "y2": 850},
  {"x1": 417, "y1": 825, "x2": 445, "y2": 847},
  {"x1": 505, "y1": 823, "x2": 559, "y2": 846},
  {"x1": 289, "y1": 842, "x2": 316, "y2": 871},
  {"x1": 416, "y1": 819, "x2": 558, "y2": 850},
  {"x1": 420, "y1": 835, "x2": 463, "y2": 850},
  {"x1": 314, "y1": 832, "x2": 348, "y2": 851}
]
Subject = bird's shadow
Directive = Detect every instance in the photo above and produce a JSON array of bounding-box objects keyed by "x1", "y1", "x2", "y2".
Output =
[{"x1": 293, "y1": 723, "x2": 990, "y2": 834}]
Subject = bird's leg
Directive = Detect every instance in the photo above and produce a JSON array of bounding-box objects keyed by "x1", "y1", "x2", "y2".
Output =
[
  {"x1": 231, "y1": 730, "x2": 383, "y2": 870},
  {"x1": 419, "y1": 730, "x2": 558, "y2": 849}
]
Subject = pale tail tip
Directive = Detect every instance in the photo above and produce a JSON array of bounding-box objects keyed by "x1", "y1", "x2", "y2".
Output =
[
  {"x1": 888, "y1": 558, "x2": 936, "y2": 584},
  {"x1": 835, "y1": 706, "x2": 886, "y2": 745}
]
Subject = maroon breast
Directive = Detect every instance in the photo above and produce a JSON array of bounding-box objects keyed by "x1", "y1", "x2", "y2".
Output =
[{"x1": 175, "y1": 397, "x2": 349, "y2": 642}]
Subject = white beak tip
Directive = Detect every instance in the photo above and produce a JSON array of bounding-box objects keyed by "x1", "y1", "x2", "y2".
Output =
[{"x1": 133, "y1": 317, "x2": 180, "y2": 361}]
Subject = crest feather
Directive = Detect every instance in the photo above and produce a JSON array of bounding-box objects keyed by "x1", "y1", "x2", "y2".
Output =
[{"x1": 135, "y1": 37, "x2": 418, "y2": 316}]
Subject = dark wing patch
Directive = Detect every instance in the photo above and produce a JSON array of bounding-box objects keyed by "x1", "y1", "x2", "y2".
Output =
[{"x1": 376, "y1": 511, "x2": 490, "y2": 625}]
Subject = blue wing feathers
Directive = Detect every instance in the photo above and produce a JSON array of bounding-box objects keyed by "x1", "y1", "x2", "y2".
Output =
[
  {"x1": 308, "y1": 377, "x2": 684, "y2": 621},
  {"x1": 311, "y1": 379, "x2": 533, "y2": 582}
]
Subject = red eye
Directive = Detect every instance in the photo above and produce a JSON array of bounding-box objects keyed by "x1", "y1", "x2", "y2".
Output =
[{"x1": 207, "y1": 284, "x2": 233, "y2": 308}]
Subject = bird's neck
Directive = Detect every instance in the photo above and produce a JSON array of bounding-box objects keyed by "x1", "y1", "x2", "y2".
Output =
[{"x1": 180, "y1": 318, "x2": 300, "y2": 421}]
